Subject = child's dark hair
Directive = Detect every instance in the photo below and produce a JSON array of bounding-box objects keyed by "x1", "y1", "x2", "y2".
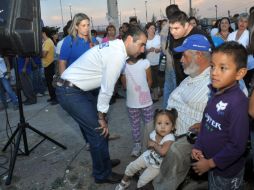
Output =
[
  {"x1": 154, "y1": 108, "x2": 178, "y2": 133},
  {"x1": 212, "y1": 41, "x2": 247, "y2": 70}
]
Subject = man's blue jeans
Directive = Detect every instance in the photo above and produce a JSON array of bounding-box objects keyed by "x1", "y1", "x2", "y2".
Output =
[
  {"x1": 163, "y1": 68, "x2": 176, "y2": 109},
  {"x1": 0, "y1": 77, "x2": 18, "y2": 106},
  {"x1": 56, "y1": 86, "x2": 112, "y2": 180}
]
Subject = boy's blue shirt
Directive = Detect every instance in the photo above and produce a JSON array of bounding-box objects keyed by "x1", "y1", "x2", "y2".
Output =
[{"x1": 194, "y1": 83, "x2": 249, "y2": 178}]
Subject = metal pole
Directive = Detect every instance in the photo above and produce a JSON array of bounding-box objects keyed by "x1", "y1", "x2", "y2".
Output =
[
  {"x1": 59, "y1": 0, "x2": 64, "y2": 27},
  {"x1": 119, "y1": 11, "x2": 122, "y2": 26},
  {"x1": 69, "y1": 5, "x2": 73, "y2": 20},
  {"x1": 189, "y1": 0, "x2": 192, "y2": 16},
  {"x1": 215, "y1": 5, "x2": 217, "y2": 20},
  {"x1": 145, "y1": 1, "x2": 148, "y2": 23},
  {"x1": 91, "y1": 17, "x2": 94, "y2": 29},
  {"x1": 134, "y1": 8, "x2": 136, "y2": 17}
]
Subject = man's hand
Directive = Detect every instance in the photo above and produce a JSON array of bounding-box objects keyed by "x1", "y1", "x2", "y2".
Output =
[
  {"x1": 189, "y1": 123, "x2": 201, "y2": 133},
  {"x1": 191, "y1": 148, "x2": 204, "y2": 161},
  {"x1": 96, "y1": 112, "x2": 109, "y2": 138},
  {"x1": 192, "y1": 158, "x2": 215, "y2": 176},
  {"x1": 96, "y1": 119, "x2": 109, "y2": 138}
]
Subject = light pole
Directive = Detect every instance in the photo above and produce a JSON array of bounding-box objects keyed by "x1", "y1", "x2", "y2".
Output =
[
  {"x1": 145, "y1": 1, "x2": 148, "y2": 23},
  {"x1": 189, "y1": 0, "x2": 192, "y2": 16},
  {"x1": 69, "y1": 4, "x2": 73, "y2": 20},
  {"x1": 59, "y1": 0, "x2": 64, "y2": 28},
  {"x1": 215, "y1": 5, "x2": 218, "y2": 20},
  {"x1": 91, "y1": 17, "x2": 94, "y2": 29},
  {"x1": 133, "y1": 8, "x2": 136, "y2": 17}
]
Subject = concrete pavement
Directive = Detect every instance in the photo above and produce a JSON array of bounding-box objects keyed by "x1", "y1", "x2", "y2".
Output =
[{"x1": 0, "y1": 94, "x2": 161, "y2": 190}]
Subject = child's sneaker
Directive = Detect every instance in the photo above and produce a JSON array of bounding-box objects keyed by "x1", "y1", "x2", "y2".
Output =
[
  {"x1": 115, "y1": 180, "x2": 130, "y2": 190},
  {"x1": 131, "y1": 142, "x2": 141, "y2": 157}
]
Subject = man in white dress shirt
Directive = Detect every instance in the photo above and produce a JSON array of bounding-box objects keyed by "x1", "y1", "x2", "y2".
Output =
[{"x1": 56, "y1": 26, "x2": 147, "y2": 184}]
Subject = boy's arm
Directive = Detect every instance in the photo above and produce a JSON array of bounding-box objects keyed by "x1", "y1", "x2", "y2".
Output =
[
  {"x1": 146, "y1": 67, "x2": 152, "y2": 88},
  {"x1": 149, "y1": 140, "x2": 174, "y2": 157}
]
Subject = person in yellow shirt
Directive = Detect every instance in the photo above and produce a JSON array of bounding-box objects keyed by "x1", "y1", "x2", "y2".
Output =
[{"x1": 42, "y1": 27, "x2": 57, "y2": 105}]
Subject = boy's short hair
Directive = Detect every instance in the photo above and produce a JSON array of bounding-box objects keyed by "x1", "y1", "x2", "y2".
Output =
[
  {"x1": 168, "y1": 11, "x2": 188, "y2": 26},
  {"x1": 212, "y1": 41, "x2": 247, "y2": 70}
]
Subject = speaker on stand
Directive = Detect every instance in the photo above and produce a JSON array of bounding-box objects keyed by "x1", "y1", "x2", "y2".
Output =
[{"x1": 0, "y1": 0, "x2": 66, "y2": 185}]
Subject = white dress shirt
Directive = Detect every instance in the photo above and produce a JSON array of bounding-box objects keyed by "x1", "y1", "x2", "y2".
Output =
[
  {"x1": 167, "y1": 67, "x2": 211, "y2": 135},
  {"x1": 61, "y1": 39, "x2": 127, "y2": 113}
]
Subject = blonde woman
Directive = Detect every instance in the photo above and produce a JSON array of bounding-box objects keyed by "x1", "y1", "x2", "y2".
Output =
[{"x1": 59, "y1": 13, "x2": 93, "y2": 75}]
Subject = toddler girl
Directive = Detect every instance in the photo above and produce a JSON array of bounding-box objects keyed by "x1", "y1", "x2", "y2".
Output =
[{"x1": 115, "y1": 108, "x2": 177, "y2": 189}]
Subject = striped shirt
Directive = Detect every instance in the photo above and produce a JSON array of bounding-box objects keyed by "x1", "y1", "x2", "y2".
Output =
[{"x1": 167, "y1": 67, "x2": 210, "y2": 136}]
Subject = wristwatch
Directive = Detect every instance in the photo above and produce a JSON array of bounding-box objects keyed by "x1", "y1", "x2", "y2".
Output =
[{"x1": 97, "y1": 111, "x2": 107, "y2": 120}]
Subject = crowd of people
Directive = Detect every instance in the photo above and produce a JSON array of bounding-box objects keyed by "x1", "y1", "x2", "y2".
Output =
[{"x1": 0, "y1": 3, "x2": 254, "y2": 190}]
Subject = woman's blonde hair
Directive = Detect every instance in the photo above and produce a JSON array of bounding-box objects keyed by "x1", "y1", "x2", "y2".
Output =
[{"x1": 68, "y1": 13, "x2": 90, "y2": 39}]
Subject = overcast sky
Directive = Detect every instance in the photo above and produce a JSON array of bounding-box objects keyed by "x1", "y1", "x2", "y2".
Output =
[{"x1": 41, "y1": 0, "x2": 254, "y2": 28}]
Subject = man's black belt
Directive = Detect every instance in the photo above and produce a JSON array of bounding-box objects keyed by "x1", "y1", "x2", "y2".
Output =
[{"x1": 57, "y1": 78, "x2": 81, "y2": 90}]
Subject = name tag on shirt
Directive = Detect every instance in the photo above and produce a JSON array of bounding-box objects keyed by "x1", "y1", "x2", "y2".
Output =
[{"x1": 99, "y1": 42, "x2": 109, "y2": 49}]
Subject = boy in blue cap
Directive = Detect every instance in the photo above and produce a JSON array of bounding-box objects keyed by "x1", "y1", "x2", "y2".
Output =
[{"x1": 191, "y1": 41, "x2": 249, "y2": 190}]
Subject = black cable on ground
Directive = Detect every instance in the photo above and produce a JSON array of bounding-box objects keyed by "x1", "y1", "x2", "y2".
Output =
[{"x1": 62, "y1": 144, "x2": 86, "y2": 180}]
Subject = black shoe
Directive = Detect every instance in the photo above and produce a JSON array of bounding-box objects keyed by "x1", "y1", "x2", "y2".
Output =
[
  {"x1": 50, "y1": 99, "x2": 58, "y2": 105},
  {"x1": 111, "y1": 159, "x2": 120, "y2": 168},
  {"x1": 95, "y1": 172, "x2": 123, "y2": 184},
  {"x1": 47, "y1": 98, "x2": 53, "y2": 102}
]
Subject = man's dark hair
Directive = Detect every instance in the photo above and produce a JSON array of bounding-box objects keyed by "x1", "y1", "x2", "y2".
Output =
[
  {"x1": 250, "y1": 6, "x2": 254, "y2": 14},
  {"x1": 213, "y1": 41, "x2": 247, "y2": 70},
  {"x1": 166, "y1": 4, "x2": 180, "y2": 19},
  {"x1": 122, "y1": 25, "x2": 146, "y2": 42},
  {"x1": 168, "y1": 11, "x2": 188, "y2": 25}
]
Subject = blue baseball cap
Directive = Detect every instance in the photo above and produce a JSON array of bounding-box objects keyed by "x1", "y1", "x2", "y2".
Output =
[{"x1": 174, "y1": 34, "x2": 211, "y2": 52}]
